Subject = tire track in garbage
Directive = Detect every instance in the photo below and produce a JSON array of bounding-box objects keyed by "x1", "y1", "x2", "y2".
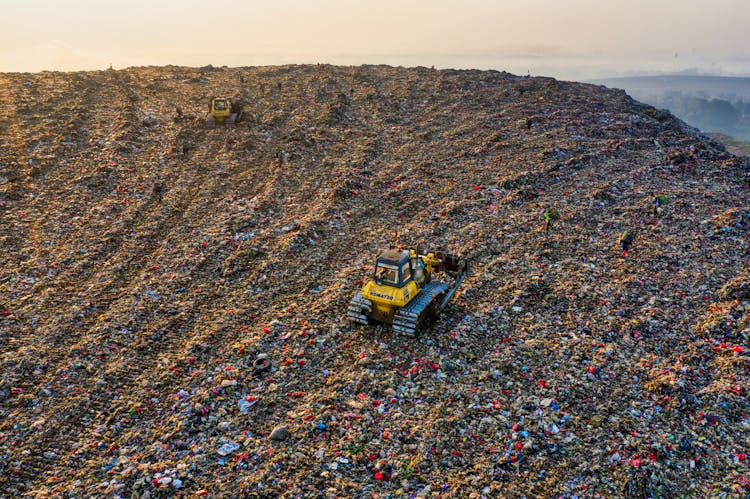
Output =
[
  {"x1": 12, "y1": 234, "x2": 211, "y2": 472},
  {"x1": 53, "y1": 167, "x2": 225, "y2": 421},
  {"x1": 0, "y1": 74, "x2": 102, "y2": 371},
  {"x1": 52, "y1": 113, "x2": 296, "y2": 442},
  {"x1": 0, "y1": 75, "x2": 231, "y2": 465},
  {"x1": 0, "y1": 74, "x2": 72, "y2": 271},
  {"x1": 27, "y1": 73, "x2": 137, "y2": 328},
  {"x1": 0, "y1": 73, "x2": 173, "y2": 474},
  {"x1": 0, "y1": 74, "x2": 53, "y2": 185}
]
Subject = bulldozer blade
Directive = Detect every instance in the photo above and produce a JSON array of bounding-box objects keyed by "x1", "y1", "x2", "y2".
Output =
[{"x1": 441, "y1": 253, "x2": 465, "y2": 273}]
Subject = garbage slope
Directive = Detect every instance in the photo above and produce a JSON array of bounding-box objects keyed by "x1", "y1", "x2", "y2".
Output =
[{"x1": 0, "y1": 65, "x2": 748, "y2": 497}]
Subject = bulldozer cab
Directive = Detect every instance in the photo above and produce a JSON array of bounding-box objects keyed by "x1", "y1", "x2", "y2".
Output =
[
  {"x1": 210, "y1": 98, "x2": 231, "y2": 117},
  {"x1": 373, "y1": 249, "x2": 427, "y2": 288},
  {"x1": 374, "y1": 250, "x2": 408, "y2": 287}
]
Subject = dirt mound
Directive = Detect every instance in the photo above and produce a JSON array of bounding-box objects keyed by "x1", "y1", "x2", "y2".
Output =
[{"x1": 0, "y1": 65, "x2": 748, "y2": 497}]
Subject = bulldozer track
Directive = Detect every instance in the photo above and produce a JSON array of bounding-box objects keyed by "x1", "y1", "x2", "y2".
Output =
[
  {"x1": 347, "y1": 292, "x2": 371, "y2": 325},
  {"x1": 392, "y1": 280, "x2": 449, "y2": 336}
]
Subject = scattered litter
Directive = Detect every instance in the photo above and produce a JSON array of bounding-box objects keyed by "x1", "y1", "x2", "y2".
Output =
[{"x1": 0, "y1": 64, "x2": 746, "y2": 498}]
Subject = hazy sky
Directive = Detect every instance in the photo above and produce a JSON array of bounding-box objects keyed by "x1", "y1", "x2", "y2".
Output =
[{"x1": 2, "y1": 0, "x2": 749, "y2": 80}]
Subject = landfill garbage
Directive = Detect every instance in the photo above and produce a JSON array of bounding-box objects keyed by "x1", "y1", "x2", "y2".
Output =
[
  {"x1": 237, "y1": 395, "x2": 258, "y2": 414},
  {"x1": 269, "y1": 425, "x2": 291, "y2": 441},
  {"x1": 253, "y1": 352, "x2": 271, "y2": 373},
  {"x1": 216, "y1": 442, "x2": 240, "y2": 456},
  {"x1": 0, "y1": 64, "x2": 747, "y2": 497}
]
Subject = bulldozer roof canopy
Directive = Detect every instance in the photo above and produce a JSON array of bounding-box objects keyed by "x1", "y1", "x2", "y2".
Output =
[{"x1": 379, "y1": 249, "x2": 409, "y2": 263}]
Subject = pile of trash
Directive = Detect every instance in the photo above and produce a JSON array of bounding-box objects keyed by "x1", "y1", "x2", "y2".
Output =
[{"x1": 0, "y1": 64, "x2": 748, "y2": 497}]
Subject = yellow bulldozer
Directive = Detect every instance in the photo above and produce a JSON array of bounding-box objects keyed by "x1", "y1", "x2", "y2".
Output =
[
  {"x1": 348, "y1": 248, "x2": 467, "y2": 336},
  {"x1": 206, "y1": 97, "x2": 242, "y2": 128}
]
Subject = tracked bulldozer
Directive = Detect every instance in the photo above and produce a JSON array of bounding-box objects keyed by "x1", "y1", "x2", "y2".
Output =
[
  {"x1": 206, "y1": 97, "x2": 242, "y2": 128},
  {"x1": 348, "y1": 248, "x2": 467, "y2": 336}
]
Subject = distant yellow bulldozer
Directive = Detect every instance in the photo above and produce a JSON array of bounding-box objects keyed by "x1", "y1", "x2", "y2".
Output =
[
  {"x1": 348, "y1": 248, "x2": 467, "y2": 336},
  {"x1": 206, "y1": 97, "x2": 242, "y2": 128}
]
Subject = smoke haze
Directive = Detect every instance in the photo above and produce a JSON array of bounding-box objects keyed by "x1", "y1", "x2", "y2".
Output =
[{"x1": 2, "y1": 0, "x2": 748, "y2": 80}]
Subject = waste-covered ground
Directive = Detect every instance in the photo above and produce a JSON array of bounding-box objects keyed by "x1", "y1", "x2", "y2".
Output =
[{"x1": 0, "y1": 65, "x2": 748, "y2": 498}]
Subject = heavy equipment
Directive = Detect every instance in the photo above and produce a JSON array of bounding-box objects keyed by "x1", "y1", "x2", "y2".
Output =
[
  {"x1": 348, "y1": 248, "x2": 467, "y2": 335},
  {"x1": 206, "y1": 97, "x2": 242, "y2": 127}
]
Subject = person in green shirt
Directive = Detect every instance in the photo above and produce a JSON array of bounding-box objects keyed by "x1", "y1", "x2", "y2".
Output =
[
  {"x1": 652, "y1": 192, "x2": 666, "y2": 216},
  {"x1": 544, "y1": 208, "x2": 559, "y2": 231}
]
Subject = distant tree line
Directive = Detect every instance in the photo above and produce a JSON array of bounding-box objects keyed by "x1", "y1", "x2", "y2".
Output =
[{"x1": 634, "y1": 91, "x2": 750, "y2": 141}]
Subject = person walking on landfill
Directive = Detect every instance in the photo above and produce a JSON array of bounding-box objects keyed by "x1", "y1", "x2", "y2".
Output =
[
  {"x1": 619, "y1": 230, "x2": 635, "y2": 258},
  {"x1": 652, "y1": 192, "x2": 666, "y2": 216},
  {"x1": 544, "y1": 208, "x2": 559, "y2": 231},
  {"x1": 152, "y1": 182, "x2": 166, "y2": 203}
]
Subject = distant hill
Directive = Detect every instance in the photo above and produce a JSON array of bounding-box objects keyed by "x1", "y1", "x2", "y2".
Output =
[
  {"x1": 0, "y1": 65, "x2": 748, "y2": 497},
  {"x1": 709, "y1": 132, "x2": 750, "y2": 156},
  {"x1": 592, "y1": 74, "x2": 750, "y2": 141},
  {"x1": 590, "y1": 75, "x2": 750, "y2": 101}
]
